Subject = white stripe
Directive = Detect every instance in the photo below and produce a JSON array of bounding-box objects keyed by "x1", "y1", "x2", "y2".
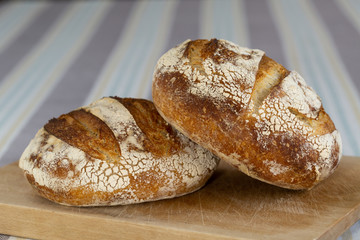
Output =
[
  {"x1": 301, "y1": 0, "x2": 360, "y2": 154},
  {"x1": 199, "y1": 0, "x2": 213, "y2": 39},
  {"x1": 269, "y1": 0, "x2": 339, "y2": 121},
  {"x1": 0, "y1": 2, "x2": 35, "y2": 34},
  {"x1": 335, "y1": 0, "x2": 360, "y2": 35},
  {"x1": 271, "y1": 0, "x2": 352, "y2": 152},
  {"x1": 212, "y1": 0, "x2": 233, "y2": 40},
  {"x1": 199, "y1": 0, "x2": 249, "y2": 46},
  {"x1": 267, "y1": 1, "x2": 301, "y2": 71},
  {"x1": 134, "y1": 1, "x2": 178, "y2": 98},
  {"x1": 111, "y1": 1, "x2": 177, "y2": 99},
  {"x1": 85, "y1": 1, "x2": 177, "y2": 103},
  {"x1": 107, "y1": 1, "x2": 176, "y2": 99},
  {"x1": 0, "y1": 2, "x2": 111, "y2": 158},
  {"x1": 349, "y1": 220, "x2": 360, "y2": 239},
  {"x1": 302, "y1": 0, "x2": 360, "y2": 112},
  {"x1": 85, "y1": 1, "x2": 147, "y2": 104},
  {"x1": 0, "y1": 2, "x2": 48, "y2": 54},
  {"x1": 0, "y1": 4, "x2": 79, "y2": 100},
  {"x1": 232, "y1": 0, "x2": 250, "y2": 46},
  {"x1": 268, "y1": 0, "x2": 360, "y2": 155}
]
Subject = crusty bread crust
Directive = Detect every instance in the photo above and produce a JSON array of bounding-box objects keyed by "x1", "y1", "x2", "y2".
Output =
[
  {"x1": 152, "y1": 39, "x2": 342, "y2": 190},
  {"x1": 19, "y1": 97, "x2": 219, "y2": 206}
]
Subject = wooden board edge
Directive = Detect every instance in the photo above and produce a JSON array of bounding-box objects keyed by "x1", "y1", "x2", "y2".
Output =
[
  {"x1": 317, "y1": 155, "x2": 360, "y2": 240},
  {"x1": 1, "y1": 156, "x2": 359, "y2": 240},
  {"x1": 318, "y1": 202, "x2": 360, "y2": 240},
  {"x1": 0, "y1": 203, "x2": 249, "y2": 240}
]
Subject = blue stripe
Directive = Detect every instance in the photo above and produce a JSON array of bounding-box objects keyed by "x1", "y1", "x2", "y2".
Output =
[
  {"x1": 104, "y1": 2, "x2": 167, "y2": 98},
  {"x1": 279, "y1": 0, "x2": 360, "y2": 155},
  {"x1": 0, "y1": 2, "x2": 39, "y2": 44},
  {"x1": 278, "y1": 0, "x2": 359, "y2": 155},
  {"x1": 302, "y1": 4, "x2": 360, "y2": 155},
  {"x1": 122, "y1": 2, "x2": 168, "y2": 97},
  {"x1": 212, "y1": 0, "x2": 235, "y2": 41},
  {"x1": 0, "y1": 3, "x2": 103, "y2": 136},
  {"x1": 349, "y1": 220, "x2": 360, "y2": 238},
  {"x1": 0, "y1": 3, "x2": 98, "y2": 110},
  {"x1": 126, "y1": 2, "x2": 175, "y2": 98},
  {"x1": 348, "y1": 0, "x2": 360, "y2": 14}
]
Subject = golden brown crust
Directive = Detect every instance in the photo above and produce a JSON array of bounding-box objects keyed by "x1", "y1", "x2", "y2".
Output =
[
  {"x1": 251, "y1": 55, "x2": 289, "y2": 112},
  {"x1": 113, "y1": 97, "x2": 182, "y2": 157},
  {"x1": 19, "y1": 97, "x2": 219, "y2": 206},
  {"x1": 152, "y1": 39, "x2": 342, "y2": 190},
  {"x1": 44, "y1": 109, "x2": 122, "y2": 163}
]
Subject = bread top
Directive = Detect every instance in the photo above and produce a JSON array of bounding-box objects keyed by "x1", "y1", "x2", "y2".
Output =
[
  {"x1": 155, "y1": 39, "x2": 264, "y2": 111},
  {"x1": 19, "y1": 97, "x2": 218, "y2": 206},
  {"x1": 153, "y1": 39, "x2": 342, "y2": 189}
]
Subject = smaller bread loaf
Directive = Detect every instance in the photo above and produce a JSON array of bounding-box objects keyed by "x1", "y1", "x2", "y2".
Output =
[
  {"x1": 19, "y1": 97, "x2": 219, "y2": 206},
  {"x1": 152, "y1": 39, "x2": 342, "y2": 190}
]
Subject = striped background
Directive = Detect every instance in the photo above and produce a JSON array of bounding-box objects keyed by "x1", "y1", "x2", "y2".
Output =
[{"x1": 0, "y1": 0, "x2": 359, "y2": 239}]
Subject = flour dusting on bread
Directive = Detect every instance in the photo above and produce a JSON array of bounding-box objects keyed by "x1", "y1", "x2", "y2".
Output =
[
  {"x1": 155, "y1": 39, "x2": 264, "y2": 110},
  {"x1": 153, "y1": 38, "x2": 342, "y2": 190},
  {"x1": 19, "y1": 97, "x2": 219, "y2": 206}
]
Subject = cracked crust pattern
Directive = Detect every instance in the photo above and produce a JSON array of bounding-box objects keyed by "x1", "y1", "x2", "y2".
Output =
[
  {"x1": 152, "y1": 39, "x2": 342, "y2": 190},
  {"x1": 19, "y1": 97, "x2": 219, "y2": 206}
]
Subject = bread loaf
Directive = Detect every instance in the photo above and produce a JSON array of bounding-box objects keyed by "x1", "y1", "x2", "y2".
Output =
[
  {"x1": 152, "y1": 39, "x2": 342, "y2": 190},
  {"x1": 19, "y1": 97, "x2": 219, "y2": 206}
]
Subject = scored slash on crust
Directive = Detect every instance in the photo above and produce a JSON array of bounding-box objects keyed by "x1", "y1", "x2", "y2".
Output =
[
  {"x1": 19, "y1": 97, "x2": 219, "y2": 206},
  {"x1": 152, "y1": 38, "x2": 342, "y2": 190},
  {"x1": 44, "y1": 109, "x2": 122, "y2": 163}
]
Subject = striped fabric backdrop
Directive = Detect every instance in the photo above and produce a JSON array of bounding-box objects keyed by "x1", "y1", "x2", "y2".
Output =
[{"x1": 0, "y1": 0, "x2": 359, "y2": 239}]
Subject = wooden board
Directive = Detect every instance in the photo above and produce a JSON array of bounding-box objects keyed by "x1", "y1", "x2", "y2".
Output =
[{"x1": 0, "y1": 156, "x2": 359, "y2": 240}]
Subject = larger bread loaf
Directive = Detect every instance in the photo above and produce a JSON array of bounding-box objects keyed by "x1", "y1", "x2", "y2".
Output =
[
  {"x1": 152, "y1": 39, "x2": 342, "y2": 190},
  {"x1": 19, "y1": 97, "x2": 219, "y2": 206}
]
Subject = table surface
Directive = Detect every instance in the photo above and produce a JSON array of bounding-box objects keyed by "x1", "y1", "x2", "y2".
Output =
[
  {"x1": 1, "y1": 156, "x2": 360, "y2": 240},
  {"x1": 0, "y1": 0, "x2": 359, "y2": 239}
]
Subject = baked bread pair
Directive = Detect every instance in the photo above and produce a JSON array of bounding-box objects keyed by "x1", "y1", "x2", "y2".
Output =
[{"x1": 20, "y1": 39, "x2": 342, "y2": 206}]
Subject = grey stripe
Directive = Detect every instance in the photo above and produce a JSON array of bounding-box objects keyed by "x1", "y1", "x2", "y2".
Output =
[
  {"x1": 0, "y1": 2, "x2": 69, "y2": 84},
  {"x1": 0, "y1": 1, "x2": 9, "y2": 11},
  {"x1": 244, "y1": 0, "x2": 287, "y2": 68},
  {"x1": 164, "y1": 0, "x2": 201, "y2": 52},
  {"x1": 1, "y1": 1, "x2": 135, "y2": 166},
  {"x1": 147, "y1": 0, "x2": 201, "y2": 100},
  {"x1": 313, "y1": 0, "x2": 360, "y2": 94}
]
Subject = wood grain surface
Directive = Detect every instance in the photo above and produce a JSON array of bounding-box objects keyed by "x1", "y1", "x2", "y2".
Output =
[{"x1": 0, "y1": 156, "x2": 359, "y2": 240}]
